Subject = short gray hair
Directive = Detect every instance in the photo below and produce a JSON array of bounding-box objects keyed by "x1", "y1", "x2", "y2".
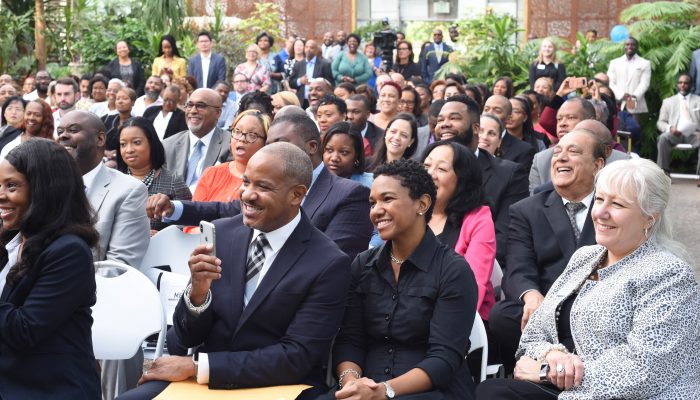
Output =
[{"x1": 259, "y1": 142, "x2": 312, "y2": 188}]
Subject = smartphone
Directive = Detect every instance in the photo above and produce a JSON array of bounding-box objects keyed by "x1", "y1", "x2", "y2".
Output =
[
  {"x1": 571, "y1": 77, "x2": 588, "y2": 89},
  {"x1": 199, "y1": 221, "x2": 216, "y2": 257}
]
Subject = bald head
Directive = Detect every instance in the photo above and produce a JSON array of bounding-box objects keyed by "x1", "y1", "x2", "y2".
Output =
[
  {"x1": 575, "y1": 119, "x2": 614, "y2": 157},
  {"x1": 56, "y1": 110, "x2": 107, "y2": 174},
  {"x1": 274, "y1": 105, "x2": 307, "y2": 120},
  {"x1": 483, "y1": 94, "x2": 512, "y2": 124},
  {"x1": 257, "y1": 142, "x2": 313, "y2": 188},
  {"x1": 187, "y1": 88, "x2": 222, "y2": 136}
]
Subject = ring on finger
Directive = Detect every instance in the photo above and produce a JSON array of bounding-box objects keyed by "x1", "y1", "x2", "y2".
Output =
[{"x1": 556, "y1": 364, "x2": 565, "y2": 374}]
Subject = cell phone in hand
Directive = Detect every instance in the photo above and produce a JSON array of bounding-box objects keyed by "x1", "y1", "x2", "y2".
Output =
[
  {"x1": 200, "y1": 221, "x2": 216, "y2": 258},
  {"x1": 571, "y1": 77, "x2": 588, "y2": 89}
]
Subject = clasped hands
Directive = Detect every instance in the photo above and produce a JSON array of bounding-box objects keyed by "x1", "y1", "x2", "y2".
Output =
[
  {"x1": 335, "y1": 377, "x2": 387, "y2": 400},
  {"x1": 515, "y1": 351, "x2": 584, "y2": 391}
]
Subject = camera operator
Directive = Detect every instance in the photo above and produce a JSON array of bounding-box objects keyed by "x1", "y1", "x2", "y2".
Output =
[{"x1": 373, "y1": 18, "x2": 397, "y2": 73}]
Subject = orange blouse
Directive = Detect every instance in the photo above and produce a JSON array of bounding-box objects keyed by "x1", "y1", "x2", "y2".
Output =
[{"x1": 193, "y1": 162, "x2": 243, "y2": 202}]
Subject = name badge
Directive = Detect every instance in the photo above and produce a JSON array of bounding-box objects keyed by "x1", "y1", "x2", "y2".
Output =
[{"x1": 537, "y1": 64, "x2": 546, "y2": 70}]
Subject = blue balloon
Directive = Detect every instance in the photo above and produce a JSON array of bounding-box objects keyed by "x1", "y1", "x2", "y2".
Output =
[{"x1": 610, "y1": 25, "x2": 629, "y2": 43}]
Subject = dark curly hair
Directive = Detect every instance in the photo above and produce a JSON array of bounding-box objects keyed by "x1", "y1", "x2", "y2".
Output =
[
  {"x1": 421, "y1": 140, "x2": 484, "y2": 227},
  {"x1": 2, "y1": 139, "x2": 98, "y2": 285},
  {"x1": 373, "y1": 158, "x2": 436, "y2": 222},
  {"x1": 317, "y1": 95, "x2": 348, "y2": 115},
  {"x1": 239, "y1": 91, "x2": 273, "y2": 118}
]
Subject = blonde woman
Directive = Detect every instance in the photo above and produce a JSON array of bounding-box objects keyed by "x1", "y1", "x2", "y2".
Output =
[
  {"x1": 234, "y1": 44, "x2": 270, "y2": 93},
  {"x1": 271, "y1": 91, "x2": 301, "y2": 115},
  {"x1": 529, "y1": 38, "x2": 566, "y2": 91}
]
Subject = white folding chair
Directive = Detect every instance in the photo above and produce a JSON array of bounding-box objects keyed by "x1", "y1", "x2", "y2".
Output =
[
  {"x1": 92, "y1": 260, "x2": 166, "y2": 360},
  {"x1": 490, "y1": 259, "x2": 504, "y2": 301},
  {"x1": 670, "y1": 143, "x2": 700, "y2": 180},
  {"x1": 141, "y1": 225, "x2": 199, "y2": 277},
  {"x1": 468, "y1": 314, "x2": 503, "y2": 382}
]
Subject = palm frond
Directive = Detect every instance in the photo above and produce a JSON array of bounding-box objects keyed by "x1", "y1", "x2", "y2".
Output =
[{"x1": 620, "y1": 1, "x2": 700, "y2": 23}]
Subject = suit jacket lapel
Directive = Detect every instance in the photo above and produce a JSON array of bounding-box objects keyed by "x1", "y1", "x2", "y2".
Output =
[
  {"x1": 174, "y1": 133, "x2": 190, "y2": 178},
  {"x1": 302, "y1": 166, "x2": 332, "y2": 219},
  {"x1": 202, "y1": 128, "x2": 223, "y2": 167},
  {"x1": 87, "y1": 164, "x2": 110, "y2": 213},
  {"x1": 234, "y1": 216, "x2": 310, "y2": 334},
  {"x1": 478, "y1": 150, "x2": 494, "y2": 188},
  {"x1": 544, "y1": 190, "x2": 577, "y2": 258},
  {"x1": 312, "y1": 60, "x2": 321, "y2": 78},
  {"x1": 226, "y1": 224, "x2": 251, "y2": 344}
]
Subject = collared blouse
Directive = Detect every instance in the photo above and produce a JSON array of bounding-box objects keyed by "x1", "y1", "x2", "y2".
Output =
[
  {"x1": 333, "y1": 229, "x2": 478, "y2": 399},
  {"x1": 518, "y1": 241, "x2": 700, "y2": 399}
]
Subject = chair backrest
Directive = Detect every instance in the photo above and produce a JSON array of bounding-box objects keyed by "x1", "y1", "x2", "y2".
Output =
[
  {"x1": 92, "y1": 260, "x2": 165, "y2": 360},
  {"x1": 141, "y1": 225, "x2": 198, "y2": 276},
  {"x1": 468, "y1": 313, "x2": 488, "y2": 382},
  {"x1": 490, "y1": 259, "x2": 504, "y2": 300}
]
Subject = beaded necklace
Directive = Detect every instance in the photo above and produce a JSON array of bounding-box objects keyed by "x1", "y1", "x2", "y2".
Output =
[{"x1": 128, "y1": 168, "x2": 156, "y2": 188}]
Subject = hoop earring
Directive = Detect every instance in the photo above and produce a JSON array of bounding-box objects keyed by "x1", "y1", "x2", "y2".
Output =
[{"x1": 644, "y1": 226, "x2": 649, "y2": 239}]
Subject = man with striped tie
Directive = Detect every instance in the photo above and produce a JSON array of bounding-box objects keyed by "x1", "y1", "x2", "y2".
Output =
[{"x1": 119, "y1": 143, "x2": 350, "y2": 399}]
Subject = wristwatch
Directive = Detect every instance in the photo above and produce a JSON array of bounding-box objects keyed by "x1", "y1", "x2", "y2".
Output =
[
  {"x1": 192, "y1": 353, "x2": 199, "y2": 378},
  {"x1": 382, "y1": 381, "x2": 395, "y2": 399},
  {"x1": 539, "y1": 362, "x2": 550, "y2": 383}
]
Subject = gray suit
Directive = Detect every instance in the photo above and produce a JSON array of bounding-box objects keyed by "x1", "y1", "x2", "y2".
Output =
[
  {"x1": 656, "y1": 93, "x2": 700, "y2": 173},
  {"x1": 529, "y1": 148, "x2": 629, "y2": 194},
  {"x1": 162, "y1": 127, "x2": 232, "y2": 182},
  {"x1": 410, "y1": 125, "x2": 431, "y2": 161},
  {"x1": 87, "y1": 163, "x2": 150, "y2": 400}
]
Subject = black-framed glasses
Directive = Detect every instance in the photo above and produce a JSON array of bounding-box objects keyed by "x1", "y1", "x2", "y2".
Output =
[
  {"x1": 229, "y1": 128, "x2": 265, "y2": 143},
  {"x1": 184, "y1": 102, "x2": 221, "y2": 111}
]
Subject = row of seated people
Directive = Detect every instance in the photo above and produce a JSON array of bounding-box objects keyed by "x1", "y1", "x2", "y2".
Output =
[{"x1": 0, "y1": 89, "x2": 698, "y2": 400}]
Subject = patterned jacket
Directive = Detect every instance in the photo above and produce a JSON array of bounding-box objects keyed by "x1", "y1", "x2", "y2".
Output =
[{"x1": 517, "y1": 241, "x2": 700, "y2": 399}]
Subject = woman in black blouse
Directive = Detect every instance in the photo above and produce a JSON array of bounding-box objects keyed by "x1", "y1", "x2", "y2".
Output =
[
  {"x1": 105, "y1": 40, "x2": 145, "y2": 96},
  {"x1": 116, "y1": 117, "x2": 191, "y2": 232},
  {"x1": 392, "y1": 40, "x2": 422, "y2": 82},
  {"x1": 528, "y1": 38, "x2": 566, "y2": 91},
  {"x1": 325, "y1": 159, "x2": 478, "y2": 400}
]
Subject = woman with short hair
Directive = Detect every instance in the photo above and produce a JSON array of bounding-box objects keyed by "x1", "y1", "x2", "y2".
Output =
[{"x1": 477, "y1": 158, "x2": 700, "y2": 399}]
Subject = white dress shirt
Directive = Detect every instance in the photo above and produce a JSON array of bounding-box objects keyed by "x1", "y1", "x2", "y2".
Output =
[
  {"x1": 201, "y1": 53, "x2": 212, "y2": 88},
  {"x1": 0, "y1": 233, "x2": 22, "y2": 291},
  {"x1": 153, "y1": 110, "x2": 173, "y2": 141},
  {"x1": 561, "y1": 191, "x2": 594, "y2": 234}
]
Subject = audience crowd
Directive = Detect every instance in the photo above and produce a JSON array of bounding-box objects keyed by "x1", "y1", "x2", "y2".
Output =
[{"x1": 0, "y1": 25, "x2": 698, "y2": 400}]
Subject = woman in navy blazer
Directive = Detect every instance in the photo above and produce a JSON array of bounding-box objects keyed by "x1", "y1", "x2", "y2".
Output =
[{"x1": 0, "y1": 138, "x2": 101, "y2": 399}]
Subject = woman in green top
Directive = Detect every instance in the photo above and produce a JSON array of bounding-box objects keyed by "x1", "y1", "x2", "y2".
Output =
[{"x1": 332, "y1": 34, "x2": 372, "y2": 86}]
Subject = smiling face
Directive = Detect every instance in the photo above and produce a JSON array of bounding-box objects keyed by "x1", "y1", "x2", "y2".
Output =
[
  {"x1": 0, "y1": 160, "x2": 30, "y2": 232},
  {"x1": 57, "y1": 111, "x2": 103, "y2": 173},
  {"x1": 239, "y1": 151, "x2": 304, "y2": 232},
  {"x1": 540, "y1": 39, "x2": 554, "y2": 58},
  {"x1": 384, "y1": 119, "x2": 414, "y2": 158},
  {"x1": 91, "y1": 81, "x2": 107, "y2": 102},
  {"x1": 478, "y1": 116, "x2": 502, "y2": 155},
  {"x1": 231, "y1": 115, "x2": 266, "y2": 165},
  {"x1": 119, "y1": 126, "x2": 152, "y2": 171},
  {"x1": 106, "y1": 82, "x2": 121, "y2": 104},
  {"x1": 436, "y1": 101, "x2": 473, "y2": 144},
  {"x1": 534, "y1": 78, "x2": 554, "y2": 98},
  {"x1": 293, "y1": 39, "x2": 305, "y2": 58},
  {"x1": 551, "y1": 130, "x2": 603, "y2": 200},
  {"x1": 591, "y1": 187, "x2": 651, "y2": 264},
  {"x1": 379, "y1": 85, "x2": 400, "y2": 114},
  {"x1": 323, "y1": 133, "x2": 357, "y2": 178},
  {"x1": 432, "y1": 84, "x2": 445, "y2": 101},
  {"x1": 370, "y1": 175, "x2": 426, "y2": 241},
  {"x1": 624, "y1": 38, "x2": 638, "y2": 58},
  {"x1": 308, "y1": 80, "x2": 330, "y2": 108},
  {"x1": 492, "y1": 80, "x2": 508, "y2": 97},
  {"x1": 116, "y1": 41, "x2": 130, "y2": 58},
  {"x1": 186, "y1": 89, "x2": 221, "y2": 136},
  {"x1": 23, "y1": 101, "x2": 44, "y2": 136},
  {"x1": 347, "y1": 36, "x2": 359, "y2": 53},
  {"x1": 423, "y1": 145, "x2": 457, "y2": 208}
]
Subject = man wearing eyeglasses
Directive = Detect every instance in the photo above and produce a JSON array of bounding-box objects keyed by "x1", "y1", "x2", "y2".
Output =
[
  {"x1": 421, "y1": 29, "x2": 452, "y2": 84},
  {"x1": 162, "y1": 88, "x2": 232, "y2": 193},
  {"x1": 228, "y1": 72, "x2": 251, "y2": 108}
]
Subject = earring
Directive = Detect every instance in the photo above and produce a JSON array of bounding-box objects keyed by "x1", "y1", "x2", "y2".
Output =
[
  {"x1": 644, "y1": 226, "x2": 650, "y2": 238},
  {"x1": 354, "y1": 160, "x2": 360, "y2": 167},
  {"x1": 417, "y1": 210, "x2": 424, "y2": 216}
]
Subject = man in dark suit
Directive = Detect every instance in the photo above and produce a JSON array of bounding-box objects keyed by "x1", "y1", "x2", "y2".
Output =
[
  {"x1": 119, "y1": 143, "x2": 351, "y2": 399},
  {"x1": 143, "y1": 85, "x2": 187, "y2": 140},
  {"x1": 421, "y1": 29, "x2": 453, "y2": 84},
  {"x1": 346, "y1": 94, "x2": 383, "y2": 156},
  {"x1": 148, "y1": 113, "x2": 373, "y2": 260},
  {"x1": 488, "y1": 129, "x2": 606, "y2": 374},
  {"x1": 289, "y1": 39, "x2": 335, "y2": 108},
  {"x1": 483, "y1": 94, "x2": 536, "y2": 171},
  {"x1": 187, "y1": 31, "x2": 227, "y2": 89},
  {"x1": 434, "y1": 95, "x2": 529, "y2": 269},
  {"x1": 162, "y1": 88, "x2": 232, "y2": 193}
]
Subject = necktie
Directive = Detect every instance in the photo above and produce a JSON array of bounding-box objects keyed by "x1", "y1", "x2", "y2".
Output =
[
  {"x1": 682, "y1": 96, "x2": 691, "y2": 119},
  {"x1": 186, "y1": 140, "x2": 204, "y2": 187},
  {"x1": 565, "y1": 202, "x2": 586, "y2": 242},
  {"x1": 244, "y1": 233, "x2": 269, "y2": 305}
]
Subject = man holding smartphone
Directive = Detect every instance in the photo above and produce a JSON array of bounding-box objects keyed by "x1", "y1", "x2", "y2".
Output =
[
  {"x1": 118, "y1": 143, "x2": 351, "y2": 399},
  {"x1": 607, "y1": 37, "x2": 652, "y2": 122}
]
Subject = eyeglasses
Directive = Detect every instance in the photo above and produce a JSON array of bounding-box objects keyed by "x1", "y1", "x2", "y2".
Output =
[
  {"x1": 398, "y1": 47, "x2": 410, "y2": 51},
  {"x1": 230, "y1": 128, "x2": 265, "y2": 143},
  {"x1": 399, "y1": 100, "x2": 413, "y2": 106},
  {"x1": 233, "y1": 79, "x2": 249, "y2": 84},
  {"x1": 184, "y1": 102, "x2": 220, "y2": 111}
]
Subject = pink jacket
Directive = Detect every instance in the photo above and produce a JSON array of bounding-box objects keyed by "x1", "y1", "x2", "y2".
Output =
[{"x1": 454, "y1": 206, "x2": 497, "y2": 320}]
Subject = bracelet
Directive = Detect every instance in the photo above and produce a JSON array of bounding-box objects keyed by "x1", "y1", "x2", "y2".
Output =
[
  {"x1": 338, "y1": 368, "x2": 361, "y2": 389},
  {"x1": 183, "y1": 284, "x2": 212, "y2": 314},
  {"x1": 537, "y1": 344, "x2": 569, "y2": 362}
]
